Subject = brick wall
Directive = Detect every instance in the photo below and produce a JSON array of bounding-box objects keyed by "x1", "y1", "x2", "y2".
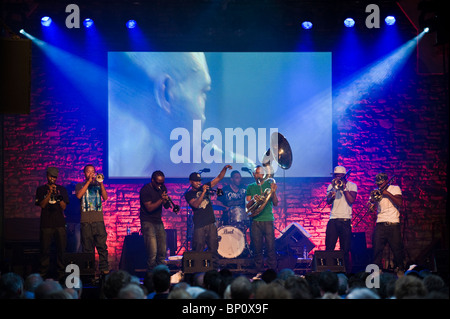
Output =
[{"x1": 2, "y1": 52, "x2": 448, "y2": 271}]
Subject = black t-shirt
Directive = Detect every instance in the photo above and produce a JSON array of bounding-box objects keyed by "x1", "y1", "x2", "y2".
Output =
[
  {"x1": 140, "y1": 183, "x2": 168, "y2": 223},
  {"x1": 184, "y1": 182, "x2": 215, "y2": 229},
  {"x1": 35, "y1": 184, "x2": 69, "y2": 228},
  {"x1": 218, "y1": 184, "x2": 246, "y2": 208}
]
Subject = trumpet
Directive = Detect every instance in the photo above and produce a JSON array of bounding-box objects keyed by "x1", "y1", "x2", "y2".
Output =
[
  {"x1": 95, "y1": 174, "x2": 104, "y2": 183},
  {"x1": 167, "y1": 196, "x2": 180, "y2": 213},
  {"x1": 159, "y1": 185, "x2": 180, "y2": 213}
]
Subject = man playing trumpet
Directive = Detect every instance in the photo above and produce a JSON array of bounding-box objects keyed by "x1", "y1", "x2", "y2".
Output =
[
  {"x1": 139, "y1": 170, "x2": 172, "y2": 271},
  {"x1": 76, "y1": 164, "x2": 110, "y2": 275}
]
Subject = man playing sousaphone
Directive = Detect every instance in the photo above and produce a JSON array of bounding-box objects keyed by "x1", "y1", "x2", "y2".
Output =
[{"x1": 246, "y1": 165, "x2": 279, "y2": 273}]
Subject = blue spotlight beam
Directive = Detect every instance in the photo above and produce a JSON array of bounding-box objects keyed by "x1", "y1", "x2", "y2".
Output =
[
  {"x1": 334, "y1": 30, "x2": 427, "y2": 113},
  {"x1": 20, "y1": 30, "x2": 106, "y2": 109}
]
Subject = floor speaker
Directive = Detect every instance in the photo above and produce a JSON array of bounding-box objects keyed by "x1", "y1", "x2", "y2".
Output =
[
  {"x1": 312, "y1": 250, "x2": 346, "y2": 272},
  {"x1": 182, "y1": 251, "x2": 213, "y2": 274},
  {"x1": 275, "y1": 222, "x2": 315, "y2": 256}
]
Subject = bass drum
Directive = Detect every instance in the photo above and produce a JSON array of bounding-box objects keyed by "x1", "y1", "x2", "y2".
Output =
[{"x1": 217, "y1": 226, "x2": 245, "y2": 259}]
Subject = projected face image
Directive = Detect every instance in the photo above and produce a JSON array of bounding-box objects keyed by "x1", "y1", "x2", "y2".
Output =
[
  {"x1": 169, "y1": 54, "x2": 211, "y2": 123},
  {"x1": 108, "y1": 52, "x2": 212, "y2": 178},
  {"x1": 108, "y1": 52, "x2": 333, "y2": 179}
]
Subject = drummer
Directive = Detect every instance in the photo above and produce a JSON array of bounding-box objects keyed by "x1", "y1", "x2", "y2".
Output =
[{"x1": 218, "y1": 170, "x2": 248, "y2": 230}]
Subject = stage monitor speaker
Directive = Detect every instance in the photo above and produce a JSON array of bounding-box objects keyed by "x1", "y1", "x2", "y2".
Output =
[
  {"x1": 182, "y1": 251, "x2": 213, "y2": 274},
  {"x1": 63, "y1": 253, "x2": 95, "y2": 278},
  {"x1": 0, "y1": 38, "x2": 31, "y2": 114},
  {"x1": 312, "y1": 250, "x2": 346, "y2": 273},
  {"x1": 275, "y1": 222, "x2": 315, "y2": 256}
]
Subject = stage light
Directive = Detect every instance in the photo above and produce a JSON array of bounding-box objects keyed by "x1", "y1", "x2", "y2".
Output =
[
  {"x1": 424, "y1": 27, "x2": 430, "y2": 33},
  {"x1": 126, "y1": 20, "x2": 137, "y2": 29},
  {"x1": 41, "y1": 16, "x2": 52, "y2": 27},
  {"x1": 19, "y1": 29, "x2": 25, "y2": 34},
  {"x1": 344, "y1": 18, "x2": 355, "y2": 28},
  {"x1": 301, "y1": 21, "x2": 313, "y2": 30},
  {"x1": 83, "y1": 18, "x2": 94, "y2": 28},
  {"x1": 385, "y1": 16, "x2": 396, "y2": 26}
]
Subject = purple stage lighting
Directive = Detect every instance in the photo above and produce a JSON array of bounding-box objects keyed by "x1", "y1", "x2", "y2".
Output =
[{"x1": 41, "y1": 16, "x2": 52, "y2": 27}]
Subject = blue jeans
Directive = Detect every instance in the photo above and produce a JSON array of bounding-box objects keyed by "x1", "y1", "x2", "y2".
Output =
[
  {"x1": 141, "y1": 221, "x2": 167, "y2": 270},
  {"x1": 250, "y1": 220, "x2": 277, "y2": 272},
  {"x1": 81, "y1": 222, "x2": 109, "y2": 272}
]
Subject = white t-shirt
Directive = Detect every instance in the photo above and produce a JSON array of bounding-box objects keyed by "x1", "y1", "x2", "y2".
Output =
[
  {"x1": 327, "y1": 181, "x2": 357, "y2": 219},
  {"x1": 375, "y1": 185, "x2": 402, "y2": 223}
]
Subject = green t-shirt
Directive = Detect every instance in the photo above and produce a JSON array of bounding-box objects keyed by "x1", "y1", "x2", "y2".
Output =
[{"x1": 246, "y1": 180, "x2": 274, "y2": 222}]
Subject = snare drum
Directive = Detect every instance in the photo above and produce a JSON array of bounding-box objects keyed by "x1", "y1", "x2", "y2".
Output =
[{"x1": 217, "y1": 226, "x2": 245, "y2": 258}]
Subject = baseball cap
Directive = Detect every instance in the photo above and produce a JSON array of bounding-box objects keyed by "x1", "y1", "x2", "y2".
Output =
[
  {"x1": 189, "y1": 172, "x2": 202, "y2": 181},
  {"x1": 47, "y1": 167, "x2": 59, "y2": 177},
  {"x1": 333, "y1": 166, "x2": 346, "y2": 174}
]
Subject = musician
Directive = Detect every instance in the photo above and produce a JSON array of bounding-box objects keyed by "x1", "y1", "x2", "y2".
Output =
[
  {"x1": 246, "y1": 165, "x2": 279, "y2": 273},
  {"x1": 139, "y1": 170, "x2": 171, "y2": 271},
  {"x1": 371, "y1": 173, "x2": 404, "y2": 271},
  {"x1": 185, "y1": 165, "x2": 232, "y2": 267},
  {"x1": 325, "y1": 166, "x2": 357, "y2": 271},
  {"x1": 35, "y1": 167, "x2": 69, "y2": 279},
  {"x1": 75, "y1": 164, "x2": 110, "y2": 275},
  {"x1": 218, "y1": 170, "x2": 248, "y2": 228}
]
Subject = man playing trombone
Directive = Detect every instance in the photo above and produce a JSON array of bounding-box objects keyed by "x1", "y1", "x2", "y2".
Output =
[
  {"x1": 370, "y1": 173, "x2": 404, "y2": 272},
  {"x1": 140, "y1": 170, "x2": 172, "y2": 271},
  {"x1": 325, "y1": 166, "x2": 357, "y2": 272}
]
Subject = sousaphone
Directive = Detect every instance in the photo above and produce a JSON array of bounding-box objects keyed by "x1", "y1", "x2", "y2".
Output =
[{"x1": 247, "y1": 132, "x2": 293, "y2": 217}]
